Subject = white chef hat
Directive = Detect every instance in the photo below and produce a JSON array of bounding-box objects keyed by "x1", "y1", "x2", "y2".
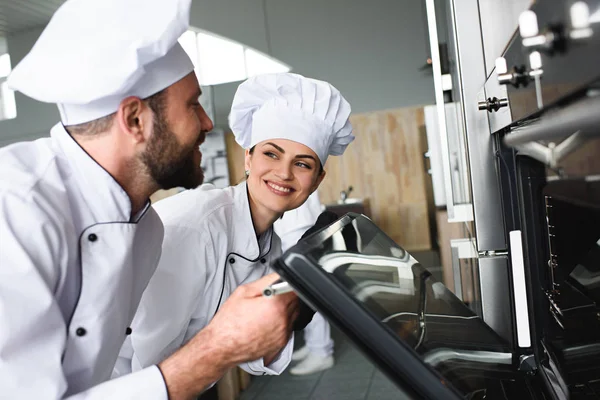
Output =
[
  {"x1": 229, "y1": 73, "x2": 354, "y2": 165},
  {"x1": 7, "y1": 0, "x2": 194, "y2": 126}
]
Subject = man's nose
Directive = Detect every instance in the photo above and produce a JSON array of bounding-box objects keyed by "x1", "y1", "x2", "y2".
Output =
[{"x1": 199, "y1": 106, "x2": 214, "y2": 133}]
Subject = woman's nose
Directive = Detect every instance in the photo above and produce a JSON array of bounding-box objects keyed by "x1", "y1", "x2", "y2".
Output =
[{"x1": 275, "y1": 163, "x2": 293, "y2": 180}]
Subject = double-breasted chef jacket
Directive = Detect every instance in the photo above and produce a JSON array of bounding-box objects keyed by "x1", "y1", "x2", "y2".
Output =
[
  {"x1": 0, "y1": 123, "x2": 168, "y2": 398},
  {"x1": 115, "y1": 182, "x2": 293, "y2": 376}
]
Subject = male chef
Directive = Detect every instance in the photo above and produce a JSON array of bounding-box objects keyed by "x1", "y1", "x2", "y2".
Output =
[{"x1": 0, "y1": 0, "x2": 297, "y2": 398}]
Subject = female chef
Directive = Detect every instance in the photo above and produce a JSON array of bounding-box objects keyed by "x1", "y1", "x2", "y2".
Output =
[
  {"x1": 274, "y1": 192, "x2": 337, "y2": 376},
  {"x1": 121, "y1": 72, "x2": 354, "y2": 376}
]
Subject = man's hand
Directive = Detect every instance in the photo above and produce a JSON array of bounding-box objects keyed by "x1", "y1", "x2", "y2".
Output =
[
  {"x1": 159, "y1": 273, "x2": 298, "y2": 400},
  {"x1": 206, "y1": 273, "x2": 299, "y2": 364}
]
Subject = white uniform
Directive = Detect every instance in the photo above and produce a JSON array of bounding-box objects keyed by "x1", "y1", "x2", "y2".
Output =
[
  {"x1": 275, "y1": 192, "x2": 323, "y2": 252},
  {"x1": 0, "y1": 123, "x2": 168, "y2": 399},
  {"x1": 274, "y1": 192, "x2": 334, "y2": 358},
  {"x1": 117, "y1": 182, "x2": 293, "y2": 375}
]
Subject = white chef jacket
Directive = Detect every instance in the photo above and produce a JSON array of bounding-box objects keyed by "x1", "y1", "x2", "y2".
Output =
[
  {"x1": 116, "y1": 182, "x2": 293, "y2": 376},
  {"x1": 0, "y1": 123, "x2": 168, "y2": 399},
  {"x1": 274, "y1": 191, "x2": 323, "y2": 252}
]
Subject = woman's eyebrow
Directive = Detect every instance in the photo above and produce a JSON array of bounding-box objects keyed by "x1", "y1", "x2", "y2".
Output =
[
  {"x1": 263, "y1": 142, "x2": 316, "y2": 162},
  {"x1": 295, "y1": 154, "x2": 317, "y2": 161},
  {"x1": 264, "y1": 142, "x2": 285, "y2": 153}
]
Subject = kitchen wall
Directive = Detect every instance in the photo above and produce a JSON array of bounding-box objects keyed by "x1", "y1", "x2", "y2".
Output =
[
  {"x1": 0, "y1": 0, "x2": 440, "y2": 143},
  {"x1": 205, "y1": 0, "x2": 438, "y2": 127},
  {"x1": 0, "y1": 28, "x2": 60, "y2": 146},
  {"x1": 0, "y1": 36, "x2": 7, "y2": 55}
]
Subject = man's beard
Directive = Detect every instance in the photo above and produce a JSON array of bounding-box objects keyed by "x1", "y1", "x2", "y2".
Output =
[{"x1": 140, "y1": 112, "x2": 204, "y2": 190}]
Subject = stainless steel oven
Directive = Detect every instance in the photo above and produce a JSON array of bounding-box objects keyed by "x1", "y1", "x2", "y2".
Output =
[
  {"x1": 425, "y1": 0, "x2": 521, "y2": 347},
  {"x1": 479, "y1": 1, "x2": 600, "y2": 398},
  {"x1": 274, "y1": 1, "x2": 600, "y2": 399}
]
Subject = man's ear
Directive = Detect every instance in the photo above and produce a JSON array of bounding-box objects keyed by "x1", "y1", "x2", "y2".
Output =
[{"x1": 115, "y1": 96, "x2": 151, "y2": 144}]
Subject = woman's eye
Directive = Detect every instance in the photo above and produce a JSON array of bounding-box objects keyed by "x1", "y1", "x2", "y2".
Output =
[
  {"x1": 295, "y1": 162, "x2": 312, "y2": 169},
  {"x1": 264, "y1": 151, "x2": 278, "y2": 159}
]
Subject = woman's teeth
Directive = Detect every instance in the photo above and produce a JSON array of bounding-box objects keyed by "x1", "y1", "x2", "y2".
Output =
[{"x1": 268, "y1": 181, "x2": 291, "y2": 193}]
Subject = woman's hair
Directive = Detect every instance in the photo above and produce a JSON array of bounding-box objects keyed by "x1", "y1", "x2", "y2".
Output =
[{"x1": 249, "y1": 146, "x2": 324, "y2": 175}]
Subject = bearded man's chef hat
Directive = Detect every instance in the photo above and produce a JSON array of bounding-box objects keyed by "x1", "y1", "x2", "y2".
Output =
[
  {"x1": 7, "y1": 0, "x2": 194, "y2": 126},
  {"x1": 229, "y1": 73, "x2": 354, "y2": 165}
]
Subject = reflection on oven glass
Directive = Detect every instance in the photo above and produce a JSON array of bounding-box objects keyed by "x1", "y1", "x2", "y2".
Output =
[{"x1": 300, "y1": 215, "x2": 523, "y2": 396}]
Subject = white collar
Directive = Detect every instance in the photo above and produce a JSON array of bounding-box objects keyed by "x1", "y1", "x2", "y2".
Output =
[
  {"x1": 230, "y1": 181, "x2": 274, "y2": 260},
  {"x1": 51, "y1": 123, "x2": 149, "y2": 223}
]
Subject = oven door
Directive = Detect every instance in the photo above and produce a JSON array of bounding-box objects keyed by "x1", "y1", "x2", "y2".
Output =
[{"x1": 272, "y1": 213, "x2": 549, "y2": 399}]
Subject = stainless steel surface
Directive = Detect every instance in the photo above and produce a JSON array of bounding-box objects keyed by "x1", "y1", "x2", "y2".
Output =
[
  {"x1": 504, "y1": 95, "x2": 600, "y2": 146},
  {"x1": 444, "y1": 102, "x2": 472, "y2": 219},
  {"x1": 519, "y1": 9, "x2": 561, "y2": 53},
  {"x1": 478, "y1": 256, "x2": 514, "y2": 344},
  {"x1": 339, "y1": 186, "x2": 353, "y2": 203},
  {"x1": 522, "y1": 32, "x2": 559, "y2": 52},
  {"x1": 450, "y1": 237, "x2": 478, "y2": 303},
  {"x1": 0, "y1": 0, "x2": 65, "y2": 36},
  {"x1": 508, "y1": 131, "x2": 586, "y2": 169},
  {"x1": 452, "y1": 0, "x2": 507, "y2": 251},
  {"x1": 426, "y1": 0, "x2": 472, "y2": 223},
  {"x1": 450, "y1": 245, "x2": 463, "y2": 300},
  {"x1": 519, "y1": 354, "x2": 537, "y2": 372},
  {"x1": 495, "y1": 55, "x2": 534, "y2": 88},
  {"x1": 496, "y1": 54, "x2": 533, "y2": 87},
  {"x1": 478, "y1": 0, "x2": 533, "y2": 78},
  {"x1": 263, "y1": 281, "x2": 293, "y2": 297},
  {"x1": 337, "y1": 198, "x2": 363, "y2": 205},
  {"x1": 478, "y1": 97, "x2": 509, "y2": 112},
  {"x1": 484, "y1": 71, "x2": 513, "y2": 134},
  {"x1": 495, "y1": 0, "x2": 600, "y2": 125},
  {"x1": 424, "y1": 105, "x2": 447, "y2": 207},
  {"x1": 424, "y1": 349, "x2": 512, "y2": 367}
]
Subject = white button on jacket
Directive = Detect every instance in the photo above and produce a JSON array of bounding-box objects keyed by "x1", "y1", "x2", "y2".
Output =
[
  {"x1": 0, "y1": 123, "x2": 168, "y2": 399},
  {"x1": 116, "y1": 182, "x2": 293, "y2": 377}
]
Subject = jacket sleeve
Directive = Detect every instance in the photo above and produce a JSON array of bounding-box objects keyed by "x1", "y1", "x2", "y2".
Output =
[
  {"x1": 65, "y1": 367, "x2": 167, "y2": 399},
  {"x1": 238, "y1": 334, "x2": 294, "y2": 376},
  {"x1": 0, "y1": 192, "x2": 168, "y2": 399}
]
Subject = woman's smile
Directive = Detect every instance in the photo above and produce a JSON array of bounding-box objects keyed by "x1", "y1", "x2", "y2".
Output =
[{"x1": 265, "y1": 180, "x2": 295, "y2": 196}]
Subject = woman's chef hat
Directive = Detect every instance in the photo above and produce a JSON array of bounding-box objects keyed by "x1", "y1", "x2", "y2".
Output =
[
  {"x1": 229, "y1": 73, "x2": 354, "y2": 165},
  {"x1": 7, "y1": 0, "x2": 194, "y2": 126}
]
